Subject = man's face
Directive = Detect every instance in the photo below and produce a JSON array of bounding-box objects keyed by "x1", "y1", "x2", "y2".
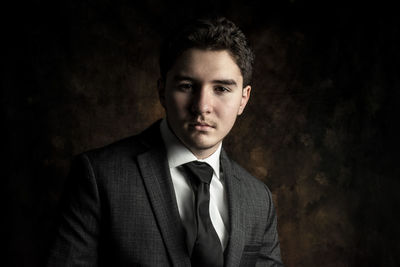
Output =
[{"x1": 159, "y1": 48, "x2": 251, "y2": 158}]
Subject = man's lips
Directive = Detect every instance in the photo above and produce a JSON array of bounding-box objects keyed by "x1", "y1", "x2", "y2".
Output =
[{"x1": 188, "y1": 121, "x2": 216, "y2": 131}]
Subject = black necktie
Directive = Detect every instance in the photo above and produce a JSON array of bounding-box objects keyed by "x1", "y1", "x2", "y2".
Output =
[{"x1": 182, "y1": 161, "x2": 224, "y2": 267}]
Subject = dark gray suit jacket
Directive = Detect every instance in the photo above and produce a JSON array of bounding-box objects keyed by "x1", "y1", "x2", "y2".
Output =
[{"x1": 47, "y1": 121, "x2": 283, "y2": 266}]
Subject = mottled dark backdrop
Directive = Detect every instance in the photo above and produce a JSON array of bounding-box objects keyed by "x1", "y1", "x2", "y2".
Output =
[{"x1": 4, "y1": 0, "x2": 400, "y2": 266}]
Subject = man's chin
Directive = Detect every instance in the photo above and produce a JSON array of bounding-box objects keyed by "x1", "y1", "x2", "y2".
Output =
[{"x1": 186, "y1": 138, "x2": 219, "y2": 152}]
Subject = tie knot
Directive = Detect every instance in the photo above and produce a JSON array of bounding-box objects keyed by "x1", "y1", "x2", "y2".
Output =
[{"x1": 183, "y1": 161, "x2": 214, "y2": 184}]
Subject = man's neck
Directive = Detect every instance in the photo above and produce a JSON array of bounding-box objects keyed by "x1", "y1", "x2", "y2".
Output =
[{"x1": 189, "y1": 144, "x2": 221, "y2": 160}]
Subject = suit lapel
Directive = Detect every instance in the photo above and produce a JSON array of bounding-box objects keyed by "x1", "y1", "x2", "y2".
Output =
[
  {"x1": 221, "y1": 150, "x2": 246, "y2": 267},
  {"x1": 136, "y1": 123, "x2": 190, "y2": 267}
]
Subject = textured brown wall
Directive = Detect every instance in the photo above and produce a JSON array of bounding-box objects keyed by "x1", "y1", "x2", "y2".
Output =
[{"x1": 4, "y1": 1, "x2": 400, "y2": 266}]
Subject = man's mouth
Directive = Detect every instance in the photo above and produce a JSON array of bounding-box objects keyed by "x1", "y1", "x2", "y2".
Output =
[{"x1": 189, "y1": 120, "x2": 216, "y2": 131}]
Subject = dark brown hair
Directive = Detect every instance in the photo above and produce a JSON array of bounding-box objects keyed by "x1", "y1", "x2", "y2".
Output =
[{"x1": 159, "y1": 17, "x2": 255, "y2": 87}]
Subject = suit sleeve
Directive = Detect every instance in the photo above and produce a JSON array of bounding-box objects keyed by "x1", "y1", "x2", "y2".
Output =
[
  {"x1": 47, "y1": 154, "x2": 101, "y2": 266},
  {"x1": 256, "y1": 185, "x2": 284, "y2": 267}
]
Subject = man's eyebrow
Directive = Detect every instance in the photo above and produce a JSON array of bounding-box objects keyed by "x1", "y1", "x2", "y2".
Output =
[
  {"x1": 173, "y1": 75, "x2": 238, "y2": 87},
  {"x1": 212, "y1": 79, "x2": 237, "y2": 86}
]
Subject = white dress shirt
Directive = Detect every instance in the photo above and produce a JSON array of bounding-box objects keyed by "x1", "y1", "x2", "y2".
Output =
[{"x1": 160, "y1": 119, "x2": 229, "y2": 250}]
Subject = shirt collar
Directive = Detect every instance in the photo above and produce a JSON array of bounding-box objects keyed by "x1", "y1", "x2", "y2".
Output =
[{"x1": 160, "y1": 118, "x2": 222, "y2": 180}]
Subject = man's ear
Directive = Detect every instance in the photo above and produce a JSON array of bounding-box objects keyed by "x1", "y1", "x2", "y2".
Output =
[
  {"x1": 157, "y1": 78, "x2": 166, "y2": 108},
  {"x1": 238, "y1": 85, "x2": 251, "y2": 115}
]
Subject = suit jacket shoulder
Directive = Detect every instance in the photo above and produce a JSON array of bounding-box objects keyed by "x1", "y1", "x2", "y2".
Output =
[
  {"x1": 230, "y1": 158, "x2": 271, "y2": 188},
  {"x1": 76, "y1": 121, "x2": 164, "y2": 188},
  {"x1": 82, "y1": 120, "x2": 162, "y2": 166},
  {"x1": 225, "y1": 154, "x2": 275, "y2": 209}
]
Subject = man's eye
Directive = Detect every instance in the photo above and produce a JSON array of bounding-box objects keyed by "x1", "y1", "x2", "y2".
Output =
[
  {"x1": 214, "y1": 86, "x2": 230, "y2": 93},
  {"x1": 178, "y1": 84, "x2": 193, "y2": 91}
]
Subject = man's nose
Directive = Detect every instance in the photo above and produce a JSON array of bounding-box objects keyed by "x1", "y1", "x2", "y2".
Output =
[{"x1": 190, "y1": 87, "x2": 212, "y2": 114}]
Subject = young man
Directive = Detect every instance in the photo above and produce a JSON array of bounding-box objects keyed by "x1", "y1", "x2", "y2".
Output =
[{"x1": 48, "y1": 17, "x2": 283, "y2": 266}]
